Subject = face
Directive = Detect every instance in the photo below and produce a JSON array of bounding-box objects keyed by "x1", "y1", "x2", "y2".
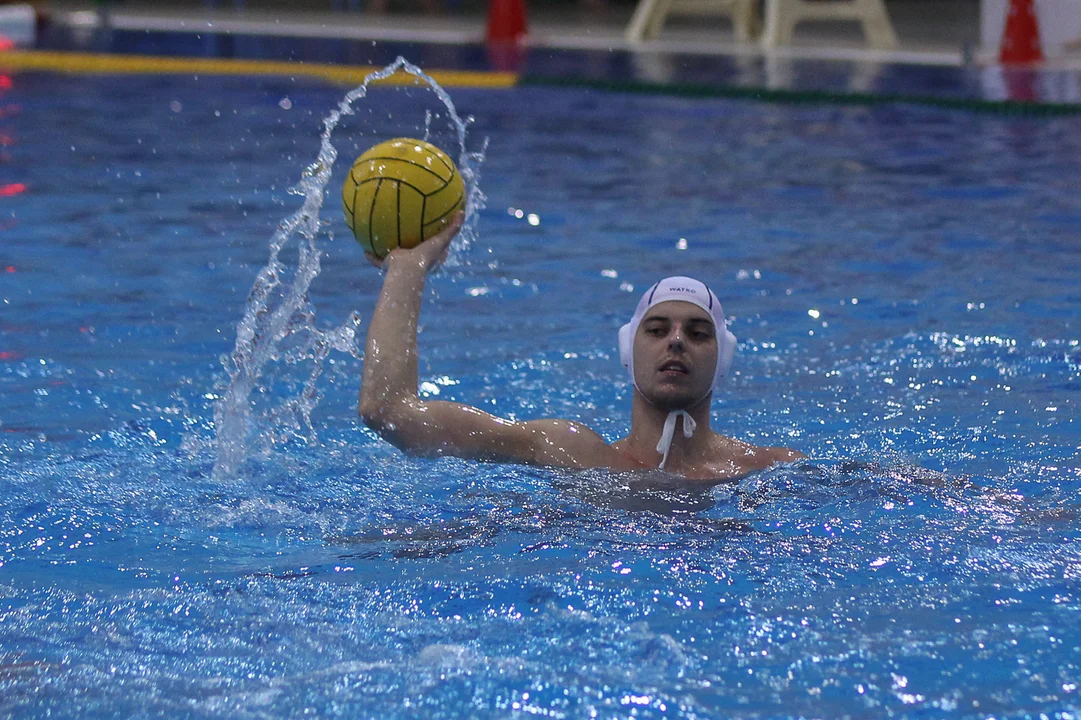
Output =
[{"x1": 632, "y1": 300, "x2": 718, "y2": 410}]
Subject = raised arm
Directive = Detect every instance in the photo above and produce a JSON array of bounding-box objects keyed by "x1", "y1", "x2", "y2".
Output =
[{"x1": 358, "y1": 214, "x2": 633, "y2": 470}]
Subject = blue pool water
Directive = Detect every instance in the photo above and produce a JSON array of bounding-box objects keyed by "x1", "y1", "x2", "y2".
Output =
[{"x1": 2, "y1": 64, "x2": 1080, "y2": 718}]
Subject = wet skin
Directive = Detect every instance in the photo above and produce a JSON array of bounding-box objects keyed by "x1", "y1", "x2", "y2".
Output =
[{"x1": 359, "y1": 214, "x2": 804, "y2": 481}]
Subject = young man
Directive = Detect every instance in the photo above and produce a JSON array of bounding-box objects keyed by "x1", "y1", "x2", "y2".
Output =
[{"x1": 359, "y1": 214, "x2": 803, "y2": 481}]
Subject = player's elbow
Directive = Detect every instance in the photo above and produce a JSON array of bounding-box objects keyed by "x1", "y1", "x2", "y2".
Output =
[
  {"x1": 358, "y1": 397, "x2": 399, "y2": 436},
  {"x1": 358, "y1": 397, "x2": 383, "y2": 428},
  {"x1": 358, "y1": 398, "x2": 436, "y2": 457},
  {"x1": 358, "y1": 386, "x2": 405, "y2": 426}
]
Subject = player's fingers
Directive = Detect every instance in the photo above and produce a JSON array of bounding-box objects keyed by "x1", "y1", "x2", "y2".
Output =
[
  {"x1": 364, "y1": 251, "x2": 385, "y2": 269},
  {"x1": 429, "y1": 213, "x2": 464, "y2": 269},
  {"x1": 430, "y1": 211, "x2": 465, "y2": 248}
]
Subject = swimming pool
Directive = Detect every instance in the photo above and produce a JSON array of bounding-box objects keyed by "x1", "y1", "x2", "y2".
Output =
[{"x1": 2, "y1": 59, "x2": 1080, "y2": 718}]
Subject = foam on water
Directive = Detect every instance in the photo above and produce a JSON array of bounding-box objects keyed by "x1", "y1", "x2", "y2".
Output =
[
  {"x1": 212, "y1": 57, "x2": 487, "y2": 481},
  {"x1": 3, "y1": 67, "x2": 1081, "y2": 718}
]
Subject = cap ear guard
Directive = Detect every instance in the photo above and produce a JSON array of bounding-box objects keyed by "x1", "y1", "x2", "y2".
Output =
[
  {"x1": 618, "y1": 321, "x2": 634, "y2": 375},
  {"x1": 714, "y1": 324, "x2": 737, "y2": 387}
]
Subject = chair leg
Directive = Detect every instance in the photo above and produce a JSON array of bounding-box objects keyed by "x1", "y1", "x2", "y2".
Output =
[
  {"x1": 645, "y1": 0, "x2": 673, "y2": 39},
  {"x1": 857, "y1": 0, "x2": 898, "y2": 48},
  {"x1": 762, "y1": 0, "x2": 897, "y2": 49},
  {"x1": 626, "y1": 0, "x2": 662, "y2": 42},
  {"x1": 732, "y1": 0, "x2": 760, "y2": 41},
  {"x1": 761, "y1": 0, "x2": 798, "y2": 48}
]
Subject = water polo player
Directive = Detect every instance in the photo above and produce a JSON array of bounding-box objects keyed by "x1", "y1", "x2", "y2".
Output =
[{"x1": 358, "y1": 213, "x2": 803, "y2": 480}]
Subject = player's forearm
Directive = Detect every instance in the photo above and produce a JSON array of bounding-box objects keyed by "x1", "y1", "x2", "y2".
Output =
[{"x1": 359, "y1": 258, "x2": 427, "y2": 418}]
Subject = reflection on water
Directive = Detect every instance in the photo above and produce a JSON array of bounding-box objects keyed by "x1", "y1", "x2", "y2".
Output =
[
  {"x1": 2, "y1": 431, "x2": 1081, "y2": 717},
  {"x1": 319, "y1": 459, "x2": 1070, "y2": 568},
  {"x1": 3, "y1": 68, "x2": 1080, "y2": 717}
]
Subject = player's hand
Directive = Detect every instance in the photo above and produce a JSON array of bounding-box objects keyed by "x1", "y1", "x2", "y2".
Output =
[{"x1": 365, "y1": 211, "x2": 465, "y2": 274}]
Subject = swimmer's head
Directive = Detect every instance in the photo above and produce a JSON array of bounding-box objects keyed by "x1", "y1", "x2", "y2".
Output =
[{"x1": 618, "y1": 276, "x2": 736, "y2": 403}]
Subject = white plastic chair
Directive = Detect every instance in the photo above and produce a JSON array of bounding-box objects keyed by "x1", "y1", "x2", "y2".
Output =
[
  {"x1": 761, "y1": 0, "x2": 898, "y2": 49},
  {"x1": 625, "y1": 0, "x2": 760, "y2": 43}
]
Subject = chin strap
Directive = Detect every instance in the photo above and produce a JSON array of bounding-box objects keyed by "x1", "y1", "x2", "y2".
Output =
[{"x1": 656, "y1": 410, "x2": 697, "y2": 469}]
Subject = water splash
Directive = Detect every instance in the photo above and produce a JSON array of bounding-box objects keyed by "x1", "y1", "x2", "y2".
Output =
[{"x1": 212, "y1": 57, "x2": 487, "y2": 481}]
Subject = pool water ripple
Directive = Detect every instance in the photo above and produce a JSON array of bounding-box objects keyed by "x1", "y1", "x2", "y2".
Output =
[{"x1": 1, "y1": 71, "x2": 1080, "y2": 717}]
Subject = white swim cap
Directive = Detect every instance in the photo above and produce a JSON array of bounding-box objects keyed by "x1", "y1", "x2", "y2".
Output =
[
  {"x1": 618, "y1": 276, "x2": 737, "y2": 470},
  {"x1": 618, "y1": 276, "x2": 736, "y2": 393}
]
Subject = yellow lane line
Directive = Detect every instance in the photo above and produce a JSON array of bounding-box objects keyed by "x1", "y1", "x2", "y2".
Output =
[{"x1": 0, "y1": 51, "x2": 517, "y2": 87}]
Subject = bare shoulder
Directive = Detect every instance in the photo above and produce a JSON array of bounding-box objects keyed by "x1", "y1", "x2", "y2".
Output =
[
  {"x1": 719, "y1": 435, "x2": 806, "y2": 472},
  {"x1": 758, "y1": 444, "x2": 806, "y2": 463},
  {"x1": 523, "y1": 419, "x2": 644, "y2": 471}
]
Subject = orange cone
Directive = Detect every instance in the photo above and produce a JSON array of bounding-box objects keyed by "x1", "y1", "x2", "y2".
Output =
[
  {"x1": 486, "y1": 0, "x2": 527, "y2": 44},
  {"x1": 1000, "y1": 0, "x2": 1043, "y2": 64}
]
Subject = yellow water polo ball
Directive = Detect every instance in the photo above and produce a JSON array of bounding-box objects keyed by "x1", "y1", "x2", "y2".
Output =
[{"x1": 341, "y1": 137, "x2": 466, "y2": 259}]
